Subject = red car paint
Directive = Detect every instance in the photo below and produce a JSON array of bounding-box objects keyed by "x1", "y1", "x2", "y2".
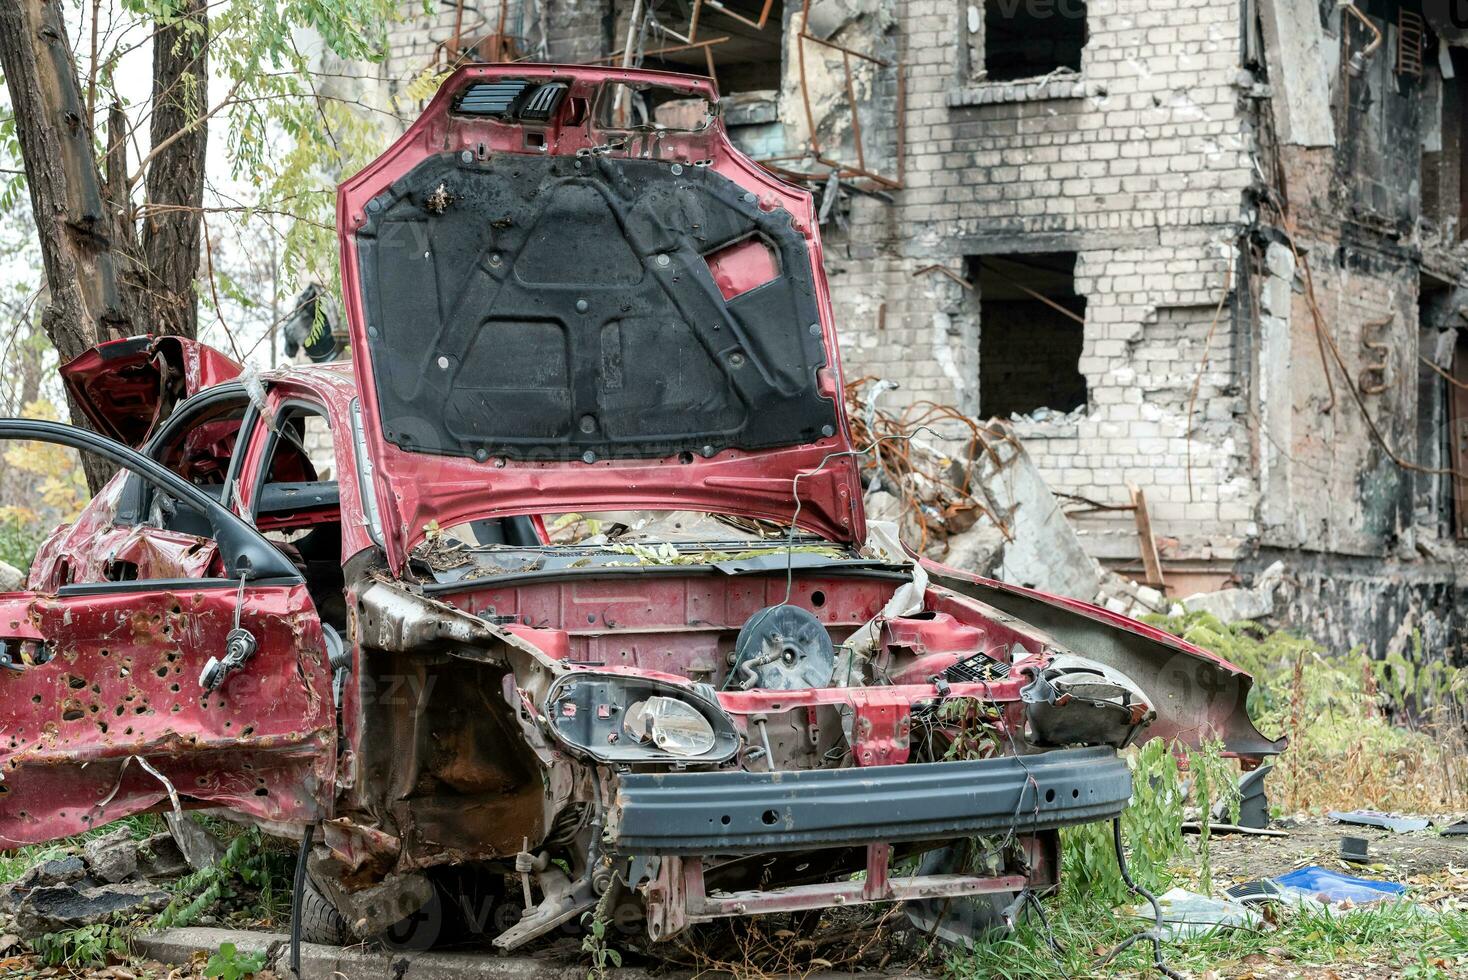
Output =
[
  {"x1": 0, "y1": 584, "x2": 333, "y2": 847},
  {"x1": 60, "y1": 335, "x2": 243, "y2": 448}
]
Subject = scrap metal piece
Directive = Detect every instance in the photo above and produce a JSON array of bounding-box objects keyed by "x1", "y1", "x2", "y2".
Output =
[
  {"x1": 1214, "y1": 760, "x2": 1274, "y2": 830},
  {"x1": 1020, "y1": 654, "x2": 1155, "y2": 749},
  {"x1": 493, "y1": 866, "x2": 597, "y2": 951},
  {"x1": 641, "y1": 847, "x2": 1026, "y2": 944},
  {"x1": 1328, "y1": 809, "x2": 1431, "y2": 834}
]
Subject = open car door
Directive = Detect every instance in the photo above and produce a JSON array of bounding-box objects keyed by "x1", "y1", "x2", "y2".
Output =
[
  {"x1": 0, "y1": 420, "x2": 336, "y2": 848},
  {"x1": 60, "y1": 336, "x2": 243, "y2": 448}
]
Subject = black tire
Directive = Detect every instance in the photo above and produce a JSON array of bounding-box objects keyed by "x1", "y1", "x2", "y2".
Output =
[
  {"x1": 296, "y1": 876, "x2": 350, "y2": 946},
  {"x1": 903, "y1": 844, "x2": 1017, "y2": 949}
]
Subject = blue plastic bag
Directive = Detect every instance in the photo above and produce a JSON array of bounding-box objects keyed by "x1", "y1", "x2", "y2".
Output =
[{"x1": 1272, "y1": 866, "x2": 1408, "y2": 905}]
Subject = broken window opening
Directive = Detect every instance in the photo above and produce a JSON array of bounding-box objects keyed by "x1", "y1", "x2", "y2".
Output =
[
  {"x1": 252, "y1": 404, "x2": 347, "y2": 629},
  {"x1": 982, "y1": 0, "x2": 1087, "y2": 82},
  {"x1": 972, "y1": 252, "x2": 1088, "y2": 420},
  {"x1": 641, "y1": 0, "x2": 785, "y2": 96},
  {"x1": 1422, "y1": 45, "x2": 1465, "y2": 242}
]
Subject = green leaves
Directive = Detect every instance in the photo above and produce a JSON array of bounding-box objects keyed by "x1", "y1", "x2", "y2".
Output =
[
  {"x1": 153, "y1": 828, "x2": 277, "y2": 930},
  {"x1": 1061, "y1": 737, "x2": 1187, "y2": 908},
  {"x1": 204, "y1": 941, "x2": 268, "y2": 979},
  {"x1": 32, "y1": 923, "x2": 128, "y2": 968}
]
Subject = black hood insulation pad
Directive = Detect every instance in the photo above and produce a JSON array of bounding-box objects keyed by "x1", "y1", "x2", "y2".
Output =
[{"x1": 355, "y1": 153, "x2": 838, "y2": 461}]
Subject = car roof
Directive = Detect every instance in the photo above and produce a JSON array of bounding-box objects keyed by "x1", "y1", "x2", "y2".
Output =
[{"x1": 260, "y1": 359, "x2": 358, "y2": 397}]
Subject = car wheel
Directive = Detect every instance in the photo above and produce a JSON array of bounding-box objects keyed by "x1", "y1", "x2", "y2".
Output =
[
  {"x1": 902, "y1": 843, "x2": 1017, "y2": 949},
  {"x1": 296, "y1": 876, "x2": 350, "y2": 946}
]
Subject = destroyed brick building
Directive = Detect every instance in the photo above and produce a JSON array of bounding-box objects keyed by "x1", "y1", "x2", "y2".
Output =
[{"x1": 308, "y1": 0, "x2": 1468, "y2": 659}]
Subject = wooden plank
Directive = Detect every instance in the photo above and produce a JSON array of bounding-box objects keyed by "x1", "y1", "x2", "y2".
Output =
[{"x1": 1129, "y1": 483, "x2": 1166, "y2": 590}]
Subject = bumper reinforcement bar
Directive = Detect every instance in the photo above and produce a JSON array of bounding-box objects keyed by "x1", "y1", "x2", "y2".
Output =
[{"x1": 611, "y1": 745, "x2": 1132, "y2": 854}]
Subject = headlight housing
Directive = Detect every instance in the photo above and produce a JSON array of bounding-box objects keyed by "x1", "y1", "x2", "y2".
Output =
[
  {"x1": 544, "y1": 672, "x2": 738, "y2": 764},
  {"x1": 625, "y1": 696, "x2": 716, "y2": 756}
]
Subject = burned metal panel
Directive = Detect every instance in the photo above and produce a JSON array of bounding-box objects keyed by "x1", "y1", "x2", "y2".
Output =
[
  {"x1": 0, "y1": 584, "x2": 334, "y2": 847},
  {"x1": 328, "y1": 580, "x2": 570, "y2": 880},
  {"x1": 1336, "y1": 2, "x2": 1426, "y2": 231}
]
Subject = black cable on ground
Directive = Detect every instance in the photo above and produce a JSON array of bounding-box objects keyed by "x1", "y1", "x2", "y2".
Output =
[
  {"x1": 1024, "y1": 890, "x2": 1067, "y2": 961},
  {"x1": 1094, "y1": 817, "x2": 1183, "y2": 980},
  {"x1": 291, "y1": 822, "x2": 316, "y2": 978}
]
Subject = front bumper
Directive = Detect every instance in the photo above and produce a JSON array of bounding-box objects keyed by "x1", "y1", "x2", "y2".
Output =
[{"x1": 610, "y1": 746, "x2": 1132, "y2": 855}]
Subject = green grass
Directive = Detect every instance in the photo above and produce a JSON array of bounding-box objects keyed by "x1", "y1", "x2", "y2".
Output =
[
  {"x1": 943, "y1": 614, "x2": 1468, "y2": 980},
  {"x1": 950, "y1": 898, "x2": 1468, "y2": 980},
  {"x1": 0, "y1": 814, "x2": 164, "y2": 884}
]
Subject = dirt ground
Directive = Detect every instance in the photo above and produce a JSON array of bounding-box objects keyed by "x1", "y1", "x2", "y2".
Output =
[
  {"x1": 1208, "y1": 814, "x2": 1468, "y2": 885},
  {"x1": 3, "y1": 815, "x2": 1464, "y2": 979},
  {"x1": 1181, "y1": 814, "x2": 1468, "y2": 980}
]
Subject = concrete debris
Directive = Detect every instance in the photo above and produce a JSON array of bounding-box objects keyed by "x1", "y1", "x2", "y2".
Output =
[
  {"x1": 2, "y1": 829, "x2": 196, "y2": 939},
  {"x1": 83, "y1": 826, "x2": 140, "y2": 883},
  {"x1": 14, "y1": 881, "x2": 169, "y2": 937},
  {"x1": 136, "y1": 831, "x2": 191, "y2": 880},
  {"x1": 966, "y1": 430, "x2": 1099, "y2": 601},
  {"x1": 1177, "y1": 561, "x2": 1287, "y2": 624},
  {"x1": 0, "y1": 559, "x2": 22, "y2": 591},
  {"x1": 1009, "y1": 404, "x2": 1087, "y2": 425},
  {"x1": 939, "y1": 520, "x2": 1006, "y2": 578},
  {"x1": 853, "y1": 385, "x2": 1202, "y2": 616},
  {"x1": 1096, "y1": 572, "x2": 1172, "y2": 619},
  {"x1": 134, "y1": 925, "x2": 680, "y2": 980},
  {"x1": 11, "y1": 856, "x2": 86, "y2": 892}
]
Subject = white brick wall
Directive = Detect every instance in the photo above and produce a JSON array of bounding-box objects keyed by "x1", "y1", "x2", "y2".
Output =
[{"x1": 826, "y1": 0, "x2": 1257, "y2": 563}]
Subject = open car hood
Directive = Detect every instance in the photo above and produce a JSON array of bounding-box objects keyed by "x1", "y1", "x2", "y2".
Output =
[
  {"x1": 60, "y1": 336, "x2": 243, "y2": 448},
  {"x1": 338, "y1": 65, "x2": 864, "y2": 570}
]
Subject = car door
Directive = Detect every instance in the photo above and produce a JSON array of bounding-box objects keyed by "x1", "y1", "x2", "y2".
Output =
[
  {"x1": 0, "y1": 419, "x2": 336, "y2": 848},
  {"x1": 59, "y1": 335, "x2": 243, "y2": 448},
  {"x1": 28, "y1": 384, "x2": 257, "y2": 593}
]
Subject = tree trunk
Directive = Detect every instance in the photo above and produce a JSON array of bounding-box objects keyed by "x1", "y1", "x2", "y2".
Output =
[
  {"x1": 140, "y1": 0, "x2": 208, "y2": 340},
  {"x1": 0, "y1": 0, "x2": 134, "y2": 490},
  {"x1": 0, "y1": 0, "x2": 135, "y2": 365}
]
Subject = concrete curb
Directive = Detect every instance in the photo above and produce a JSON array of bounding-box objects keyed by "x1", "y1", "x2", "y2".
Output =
[
  {"x1": 133, "y1": 926, "x2": 937, "y2": 979},
  {"x1": 134, "y1": 927, "x2": 651, "y2": 980}
]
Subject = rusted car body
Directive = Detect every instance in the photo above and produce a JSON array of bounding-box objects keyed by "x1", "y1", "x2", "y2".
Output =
[{"x1": 0, "y1": 65, "x2": 1281, "y2": 948}]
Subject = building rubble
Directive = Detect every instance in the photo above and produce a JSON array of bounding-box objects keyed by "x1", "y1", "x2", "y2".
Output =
[{"x1": 849, "y1": 379, "x2": 1287, "y2": 625}]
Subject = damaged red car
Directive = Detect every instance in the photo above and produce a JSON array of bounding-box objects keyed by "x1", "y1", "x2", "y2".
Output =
[{"x1": 0, "y1": 65, "x2": 1282, "y2": 950}]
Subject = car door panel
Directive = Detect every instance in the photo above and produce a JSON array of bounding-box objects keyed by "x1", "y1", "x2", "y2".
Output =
[
  {"x1": 29, "y1": 522, "x2": 222, "y2": 592},
  {"x1": 0, "y1": 418, "x2": 334, "y2": 848},
  {"x1": 0, "y1": 582, "x2": 334, "y2": 846}
]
